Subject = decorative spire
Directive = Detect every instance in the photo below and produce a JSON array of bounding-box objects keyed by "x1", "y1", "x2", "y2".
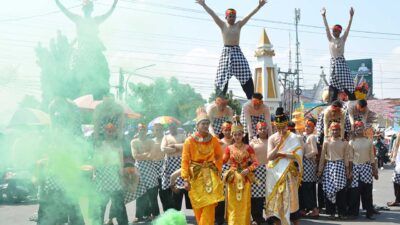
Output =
[{"x1": 255, "y1": 29, "x2": 275, "y2": 57}]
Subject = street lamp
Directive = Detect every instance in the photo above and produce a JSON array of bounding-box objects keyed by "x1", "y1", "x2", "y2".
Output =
[{"x1": 123, "y1": 64, "x2": 156, "y2": 100}]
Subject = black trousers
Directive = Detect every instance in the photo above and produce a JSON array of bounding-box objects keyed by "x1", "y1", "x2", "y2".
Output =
[
  {"x1": 38, "y1": 191, "x2": 84, "y2": 225},
  {"x1": 299, "y1": 182, "x2": 317, "y2": 210},
  {"x1": 317, "y1": 182, "x2": 325, "y2": 209},
  {"x1": 251, "y1": 197, "x2": 266, "y2": 224},
  {"x1": 394, "y1": 183, "x2": 400, "y2": 202},
  {"x1": 172, "y1": 189, "x2": 192, "y2": 210},
  {"x1": 215, "y1": 200, "x2": 225, "y2": 225},
  {"x1": 218, "y1": 78, "x2": 254, "y2": 100},
  {"x1": 135, "y1": 187, "x2": 159, "y2": 219},
  {"x1": 325, "y1": 188, "x2": 347, "y2": 216},
  {"x1": 157, "y1": 178, "x2": 175, "y2": 211},
  {"x1": 347, "y1": 182, "x2": 373, "y2": 217},
  {"x1": 91, "y1": 191, "x2": 128, "y2": 225}
]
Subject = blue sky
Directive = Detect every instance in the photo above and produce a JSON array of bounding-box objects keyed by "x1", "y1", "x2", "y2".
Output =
[{"x1": 1, "y1": 0, "x2": 400, "y2": 125}]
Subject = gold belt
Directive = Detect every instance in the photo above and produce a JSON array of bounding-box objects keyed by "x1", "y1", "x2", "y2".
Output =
[
  {"x1": 223, "y1": 168, "x2": 258, "y2": 201},
  {"x1": 190, "y1": 161, "x2": 218, "y2": 194}
]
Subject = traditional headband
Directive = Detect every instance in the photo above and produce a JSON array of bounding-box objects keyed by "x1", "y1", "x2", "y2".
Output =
[
  {"x1": 333, "y1": 25, "x2": 342, "y2": 32},
  {"x1": 329, "y1": 122, "x2": 341, "y2": 130},
  {"x1": 138, "y1": 123, "x2": 146, "y2": 130},
  {"x1": 252, "y1": 98, "x2": 263, "y2": 106},
  {"x1": 225, "y1": 9, "x2": 236, "y2": 17},
  {"x1": 221, "y1": 122, "x2": 232, "y2": 130},
  {"x1": 354, "y1": 121, "x2": 364, "y2": 127},
  {"x1": 256, "y1": 121, "x2": 268, "y2": 130}
]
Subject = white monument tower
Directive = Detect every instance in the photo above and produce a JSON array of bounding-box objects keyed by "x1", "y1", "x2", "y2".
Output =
[{"x1": 254, "y1": 29, "x2": 281, "y2": 112}]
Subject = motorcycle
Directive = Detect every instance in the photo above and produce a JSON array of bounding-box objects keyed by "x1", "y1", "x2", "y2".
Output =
[{"x1": 0, "y1": 169, "x2": 36, "y2": 204}]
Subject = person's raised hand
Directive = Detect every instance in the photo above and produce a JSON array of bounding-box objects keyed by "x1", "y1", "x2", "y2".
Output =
[
  {"x1": 321, "y1": 7, "x2": 326, "y2": 17},
  {"x1": 350, "y1": 7, "x2": 354, "y2": 17},
  {"x1": 259, "y1": 0, "x2": 267, "y2": 7},
  {"x1": 195, "y1": 0, "x2": 205, "y2": 6}
]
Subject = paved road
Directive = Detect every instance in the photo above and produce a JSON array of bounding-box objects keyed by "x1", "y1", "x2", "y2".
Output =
[{"x1": 1, "y1": 165, "x2": 399, "y2": 225}]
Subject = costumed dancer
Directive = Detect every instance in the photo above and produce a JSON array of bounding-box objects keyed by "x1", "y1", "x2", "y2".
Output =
[
  {"x1": 347, "y1": 121, "x2": 378, "y2": 220},
  {"x1": 91, "y1": 95, "x2": 128, "y2": 225},
  {"x1": 249, "y1": 122, "x2": 269, "y2": 225},
  {"x1": 265, "y1": 107, "x2": 303, "y2": 225},
  {"x1": 347, "y1": 99, "x2": 377, "y2": 131},
  {"x1": 299, "y1": 118, "x2": 320, "y2": 218},
  {"x1": 215, "y1": 121, "x2": 234, "y2": 225},
  {"x1": 321, "y1": 7, "x2": 355, "y2": 103},
  {"x1": 240, "y1": 93, "x2": 273, "y2": 143},
  {"x1": 130, "y1": 124, "x2": 159, "y2": 222},
  {"x1": 222, "y1": 121, "x2": 259, "y2": 225},
  {"x1": 55, "y1": 0, "x2": 118, "y2": 99},
  {"x1": 196, "y1": 0, "x2": 266, "y2": 99},
  {"x1": 316, "y1": 100, "x2": 351, "y2": 143},
  {"x1": 207, "y1": 95, "x2": 234, "y2": 138},
  {"x1": 388, "y1": 132, "x2": 400, "y2": 207},
  {"x1": 161, "y1": 123, "x2": 189, "y2": 210},
  {"x1": 181, "y1": 111, "x2": 224, "y2": 225},
  {"x1": 36, "y1": 98, "x2": 85, "y2": 225},
  {"x1": 317, "y1": 122, "x2": 352, "y2": 220}
]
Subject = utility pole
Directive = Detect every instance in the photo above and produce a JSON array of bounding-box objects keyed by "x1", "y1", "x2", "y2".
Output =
[
  {"x1": 278, "y1": 68, "x2": 297, "y2": 117},
  {"x1": 294, "y1": 8, "x2": 302, "y2": 106}
]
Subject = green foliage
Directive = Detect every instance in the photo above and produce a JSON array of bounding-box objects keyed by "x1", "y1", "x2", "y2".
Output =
[
  {"x1": 126, "y1": 77, "x2": 205, "y2": 124},
  {"x1": 35, "y1": 31, "x2": 79, "y2": 107},
  {"x1": 208, "y1": 91, "x2": 242, "y2": 115}
]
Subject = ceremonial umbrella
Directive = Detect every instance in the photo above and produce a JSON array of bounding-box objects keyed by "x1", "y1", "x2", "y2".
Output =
[
  {"x1": 148, "y1": 116, "x2": 181, "y2": 129},
  {"x1": 73, "y1": 95, "x2": 141, "y2": 119},
  {"x1": 8, "y1": 108, "x2": 51, "y2": 127}
]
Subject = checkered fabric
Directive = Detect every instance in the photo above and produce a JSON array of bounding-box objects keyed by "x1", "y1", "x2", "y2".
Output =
[
  {"x1": 251, "y1": 165, "x2": 267, "y2": 198},
  {"x1": 322, "y1": 160, "x2": 347, "y2": 204},
  {"x1": 303, "y1": 158, "x2": 318, "y2": 183},
  {"x1": 43, "y1": 175, "x2": 64, "y2": 192},
  {"x1": 95, "y1": 165, "x2": 123, "y2": 192},
  {"x1": 350, "y1": 163, "x2": 373, "y2": 188},
  {"x1": 330, "y1": 56, "x2": 355, "y2": 92},
  {"x1": 393, "y1": 172, "x2": 400, "y2": 184},
  {"x1": 240, "y1": 113, "x2": 265, "y2": 137},
  {"x1": 162, "y1": 156, "x2": 184, "y2": 190},
  {"x1": 316, "y1": 110, "x2": 351, "y2": 141},
  {"x1": 124, "y1": 160, "x2": 158, "y2": 203},
  {"x1": 153, "y1": 160, "x2": 165, "y2": 179},
  {"x1": 212, "y1": 116, "x2": 230, "y2": 136},
  {"x1": 215, "y1": 46, "x2": 252, "y2": 91}
]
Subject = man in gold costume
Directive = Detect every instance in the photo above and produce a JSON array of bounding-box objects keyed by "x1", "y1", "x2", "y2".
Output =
[
  {"x1": 181, "y1": 112, "x2": 224, "y2": 225},
  {"x1": 265, "y1": 107, "x2": 303, "y2": 225}
]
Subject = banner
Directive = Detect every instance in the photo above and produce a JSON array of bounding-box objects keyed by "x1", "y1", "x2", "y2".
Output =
[{"x1": 346, "y1": 58, "x2": 373, "y2": 97}]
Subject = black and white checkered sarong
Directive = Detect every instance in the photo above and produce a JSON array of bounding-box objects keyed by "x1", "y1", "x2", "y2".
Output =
[
  {"x1": 162, "y1": 156, "x2": 184, "y2": 190},
  {"x1": 303, "y1": 158, "x2": 317, "y2": 182},
  {"x1": 393, "y1": 172, "x2": 400, "y2": 184},
  {"x1": 322, "y1": 160, "x2": 346, "y2": 204},
  {"x1": 95, "y1": 165, "x2": 123, "y2": 192},
  {"x1": 154, "y1": 160, "x2": 164, "y2": 179},
  {"x1": 43, "y1": 175, "x2": 64, "y2": 192},
  {"x1": 350, "y1": 163, "x2": 373, "y2": 188},
  {"x1": 212, "y1": 116, "x2": 230, "y2": 136},
  {"x1": 251, "y1": 165, "x2": 267, "y2": 198},
  {"x1": 330, "y1": 56, "x2": 355, "y2": 92},
  {"x1": 215, "y1": 46, "x2": 252, "y2": 90},
  {"x1": 124, "y1": 160, "x2": 158, "y2": 203},
  {"x1": 240, "y1": 113, "x2": 265, "y2": 137}
]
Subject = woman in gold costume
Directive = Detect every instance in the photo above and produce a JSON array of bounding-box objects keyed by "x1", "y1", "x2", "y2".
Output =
[{"x1": 223, "y1": 122, "x2": 259, "y2": 224}]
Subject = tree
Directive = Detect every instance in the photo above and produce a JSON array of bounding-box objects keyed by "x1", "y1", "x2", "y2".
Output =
[
  {"x1": 208, "y1": 91, "x2": 243, "y2": 115},
  {"x1": 126, "y1": 77, "x2": 206, "y2": 124},
  {"x1": 35, "y1": 31, "x2": 79, "y2": 107}
]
